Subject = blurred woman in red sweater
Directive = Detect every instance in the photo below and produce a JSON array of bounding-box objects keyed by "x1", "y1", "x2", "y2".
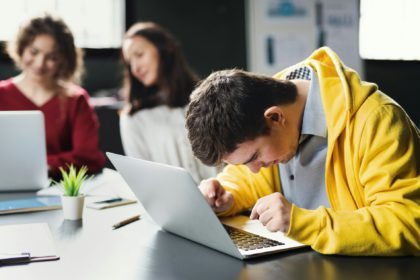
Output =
[{"x1": 0, "y1": 13, "x2": 105, "y2": 179}]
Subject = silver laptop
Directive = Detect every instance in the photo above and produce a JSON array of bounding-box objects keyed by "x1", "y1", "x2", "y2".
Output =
[
  {"x1": 107, "y1": 152, "x2": 307, "y2": 259},
  {"x1": 0, "y1": 111, "x2": 49, "y2": 191}
]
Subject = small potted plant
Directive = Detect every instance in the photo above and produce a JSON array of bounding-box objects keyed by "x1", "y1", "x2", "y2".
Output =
[{"x1": 56, "y1": 164, "x2": 90, "y2": 220}]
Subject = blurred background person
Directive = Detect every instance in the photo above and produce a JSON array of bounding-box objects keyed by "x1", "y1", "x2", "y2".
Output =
[
  {"x1": 0, "y1": 13, "x2": 105, "y2": 179},
  {"x1": 119, "y1": 22, "x2": 219, "y2": 183}
]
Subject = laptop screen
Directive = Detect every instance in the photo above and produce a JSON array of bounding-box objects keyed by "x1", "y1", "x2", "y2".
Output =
[{"x1": 0, "y1": 111, "x2": 49, "y2": 191}]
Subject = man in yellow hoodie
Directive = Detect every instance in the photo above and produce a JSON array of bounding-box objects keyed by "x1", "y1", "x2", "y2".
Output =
[{"x1": 186, "y1": 47, "x2": 419, "y2": 256}]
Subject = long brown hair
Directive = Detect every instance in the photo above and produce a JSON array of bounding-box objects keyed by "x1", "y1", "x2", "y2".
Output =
[{"x1": 122, "y1": 22, "x2": 198, "y2": 115}]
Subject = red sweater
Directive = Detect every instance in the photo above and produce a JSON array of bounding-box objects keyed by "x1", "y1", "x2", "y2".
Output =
[{"x1": 0, "y1": 79, "x2": 105, "y2": 178}]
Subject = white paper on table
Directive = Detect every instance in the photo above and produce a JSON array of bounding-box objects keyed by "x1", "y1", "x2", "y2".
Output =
[{"x1": 0, "y1": 223, "x2": 58, "y2": 258}]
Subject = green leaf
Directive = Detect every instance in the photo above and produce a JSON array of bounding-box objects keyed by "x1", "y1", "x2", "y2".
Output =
[{"x1": 56, "y1": 164, "x2": 90, "y2": 196}]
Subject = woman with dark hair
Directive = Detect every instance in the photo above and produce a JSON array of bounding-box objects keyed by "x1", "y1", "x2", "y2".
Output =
[
  {"x1": 120, "y1": 22, "x2": 218, "y2": 183},
  {"x1": 0, "y1": 13, "x2": 105, "y2": 179}
]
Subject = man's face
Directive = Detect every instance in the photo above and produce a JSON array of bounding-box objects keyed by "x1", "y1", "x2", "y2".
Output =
[{"x1": 223, "y1": 120, "x2": 300, "y2": 173}]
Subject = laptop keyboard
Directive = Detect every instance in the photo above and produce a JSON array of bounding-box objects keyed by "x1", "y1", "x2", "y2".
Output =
[{"x1": 223, "y1": 224, "x2": 284, "y2": 251}]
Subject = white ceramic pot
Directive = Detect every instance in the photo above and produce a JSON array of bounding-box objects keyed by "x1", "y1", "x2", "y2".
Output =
[{"x1": 61, "y1": 195, "x2": 85, "y2": 220}]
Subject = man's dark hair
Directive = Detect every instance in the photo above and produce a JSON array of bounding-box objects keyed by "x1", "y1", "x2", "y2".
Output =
[{"x1": 186, "y1": 69, "x2": 297, "y2": 166}]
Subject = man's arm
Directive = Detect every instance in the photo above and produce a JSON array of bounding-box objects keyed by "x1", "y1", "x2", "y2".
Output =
[{"x1": 215, "y1": 164, "x2": 279, "y2": 216}]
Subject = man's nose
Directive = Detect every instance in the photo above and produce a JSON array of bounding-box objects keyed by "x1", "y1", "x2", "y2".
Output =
[{"x1": 247, "y1": 162, "x2": 262, "y2": 173}]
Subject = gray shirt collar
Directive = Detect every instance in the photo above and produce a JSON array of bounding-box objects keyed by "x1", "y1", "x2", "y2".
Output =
[{"x1": 300, "y1": 69, "x2": 327, "y2": 140}]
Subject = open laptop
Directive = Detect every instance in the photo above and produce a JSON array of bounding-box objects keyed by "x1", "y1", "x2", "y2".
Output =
[
  {"x1": 0, "y1": 111, "x2": 49, "y2": 191},
  {"x1": 107, "y1": 152, "x2": 307, "y2": 259}
]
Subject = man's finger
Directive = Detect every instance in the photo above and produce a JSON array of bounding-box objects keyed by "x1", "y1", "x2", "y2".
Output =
[
  {"x1": 214, "y1": 189, "x2": 225, "y2": 207},
  {"x1": 206, "y1": 184, "x2": 217, "y2": 198},
  {"x1": 250, "y1": 205, "x2": 259, "y2": 219},
  {"x1": 258, "y1": 208, "x2": 273, "y2": 226}
]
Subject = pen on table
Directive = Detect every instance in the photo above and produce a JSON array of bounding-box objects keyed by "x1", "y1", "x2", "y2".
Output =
[
  {"x1": 0, "y1": 252, "x2": 31, "y2": 264},
  {"x1": 94, "y1": 197, "x2": 123, "y2": 204},
  {"x1": 112, "y1": 214, "x2": 141, "y2": 230}
]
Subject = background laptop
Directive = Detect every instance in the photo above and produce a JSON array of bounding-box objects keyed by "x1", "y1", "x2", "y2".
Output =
[
  {"x1": 107, "y1": 152, "x2": 306, "y2": 260},
  {"x1": 0, "y1": 111, "x2": 49, "y2": 191}
]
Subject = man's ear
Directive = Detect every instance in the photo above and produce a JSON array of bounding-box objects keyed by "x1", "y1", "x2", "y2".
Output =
[{"x1": 264, "y1": 106, "x2": 285, "y2": 126}]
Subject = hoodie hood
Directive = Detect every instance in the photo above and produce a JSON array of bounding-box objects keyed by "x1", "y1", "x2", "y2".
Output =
[{"x1": 274, "y1": 47, "x2": 378, "y2": 142}]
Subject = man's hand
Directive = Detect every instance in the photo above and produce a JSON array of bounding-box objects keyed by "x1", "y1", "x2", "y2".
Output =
[
  {"x1": 250, "y1": 192, "x2": 292, "y2": 233},
  {"x1": 198, "y1": 178, "x2": 233, "y2": 213}
]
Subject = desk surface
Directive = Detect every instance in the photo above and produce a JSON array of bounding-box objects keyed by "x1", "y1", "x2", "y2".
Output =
[{"x1": 0, "y1": 170, "x2": 418, "y2": 280}]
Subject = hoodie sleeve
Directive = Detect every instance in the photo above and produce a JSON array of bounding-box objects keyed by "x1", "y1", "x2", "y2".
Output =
[{"x1": 216, "y1": 164, "x2": 280, "y2": 216}]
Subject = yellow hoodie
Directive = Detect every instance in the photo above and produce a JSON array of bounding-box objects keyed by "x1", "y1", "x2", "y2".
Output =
[{"x1": 217, "y1": 47, "x2": 420, "y2": 256}]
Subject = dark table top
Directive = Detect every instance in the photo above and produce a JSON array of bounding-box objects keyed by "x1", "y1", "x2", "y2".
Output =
[{"x1": 0, "y1": 182, "x2": 418, "y2": 280}]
